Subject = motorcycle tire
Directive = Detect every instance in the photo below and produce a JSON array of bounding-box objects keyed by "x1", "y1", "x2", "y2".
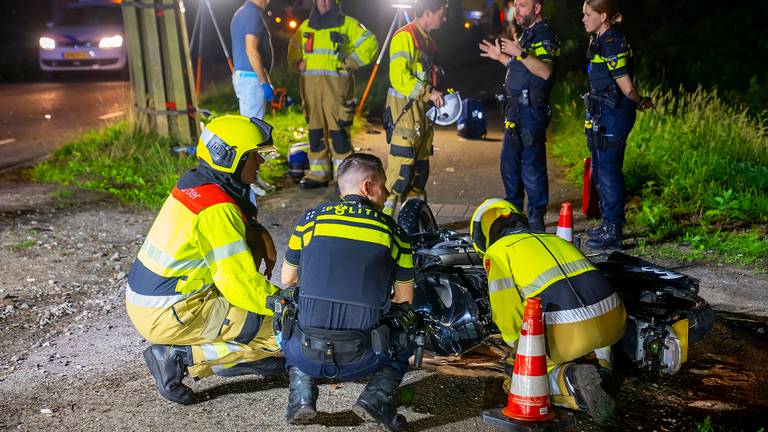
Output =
[
  {"x1": 398, "y1": 199, "x2": 438, "y2": 237},
  {"x1": 686, "y1": 294, "x2": 714, "y2": 343}
]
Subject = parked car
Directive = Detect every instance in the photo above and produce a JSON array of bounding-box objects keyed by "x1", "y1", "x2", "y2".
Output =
[{"x1": 39, "y1": 0, "x2": 126, "y2": 76}]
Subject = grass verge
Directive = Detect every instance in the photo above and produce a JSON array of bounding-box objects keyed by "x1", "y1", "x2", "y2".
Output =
[
  {"x1": 550, "y1": 76, "x2": 768, "y2": 267},
  {"x1": 33, "y1": 68, "x2": 375, "y2": 209}
]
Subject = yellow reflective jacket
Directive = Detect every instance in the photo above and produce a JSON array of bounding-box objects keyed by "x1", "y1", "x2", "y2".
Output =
[
  {"x1": 388, "y1": 22, "x2": 438, "y2": 101},
  {"x1": 484, "y1": 232, "x2": 624, "y2": 353},
  {"x1": 287, "y1": 15, "x2": 378, "y2": 77},
  {"x1": 126, "y1": 184, "x2": 277, "y2": 316}
]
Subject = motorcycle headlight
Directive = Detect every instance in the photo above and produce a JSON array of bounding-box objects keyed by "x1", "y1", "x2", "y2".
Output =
[
  {"x1": 98, "y1": 35, "x2": 123, "y2": 49},
  {"x1": 39, "y1": 37, "x2": 56, "y2": 51}
]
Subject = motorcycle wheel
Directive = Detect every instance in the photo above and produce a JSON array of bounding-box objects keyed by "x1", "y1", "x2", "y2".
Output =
[{"x1": 398, "y1": 199, "x2": 438, "y2": 236}]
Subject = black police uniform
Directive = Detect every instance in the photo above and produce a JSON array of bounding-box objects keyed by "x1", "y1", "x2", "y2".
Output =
[
  {"x1": 500, "y1": 19, "x2": 560, "y2": 226},
  {"x1": 585, "y1": 26, "x2": 637, "y2": 226},
  {"x1": 282, "y1": 194, "x2": 415, "y2": 379}
]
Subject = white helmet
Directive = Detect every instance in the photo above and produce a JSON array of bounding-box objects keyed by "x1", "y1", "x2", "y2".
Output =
[{"x1": 426, "y1": 91, "x2": 462, "y2": 126}]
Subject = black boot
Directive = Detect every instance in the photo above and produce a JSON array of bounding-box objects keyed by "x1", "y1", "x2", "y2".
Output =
[
  {"x1": 565, "y1": 364, "x2": 615, "y2": 424},
  {"x1": 528, "y1": 209, "x2": 546, "y2": 233},
  {"x1": 585, "y1": 223, "x2": 606, "y2": 238},
  {"x1": 299, "y1": 178, "x2": 329, "y2": 190},
  {"x1": 284, "y1": 367, "x2": 318, "y2": 425},
  {"x1": 143, "y1": 345, "x2": 194, "y2": 405},
  {"x1": 586, "y1": 223, "x2": 622, "y2": 250},
  {"x1": 353, "y1": 366, "x2": 408, "y2": 432},
  {"x1": 214, "y1": 356, "x2": 286, "y2": 377}
]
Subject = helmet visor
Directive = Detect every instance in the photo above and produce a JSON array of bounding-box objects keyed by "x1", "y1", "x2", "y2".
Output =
[{"x1": 250, "y1": 117, "x2": 276, "y2": 153}]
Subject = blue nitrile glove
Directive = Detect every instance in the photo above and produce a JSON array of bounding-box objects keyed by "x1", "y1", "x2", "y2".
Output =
[{"x1": 261, "y1": 83, "x2": 274, "y2": 102}]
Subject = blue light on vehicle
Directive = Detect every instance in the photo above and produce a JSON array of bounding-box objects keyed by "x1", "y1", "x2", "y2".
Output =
[{"x1": 39, "y1": 37, "x2": 56, "y2": 51}]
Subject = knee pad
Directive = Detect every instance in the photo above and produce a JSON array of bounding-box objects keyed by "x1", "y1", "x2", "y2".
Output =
[
  {"x1": 308, "y1": 129, "x2": 325, "y2": 153},
  {"x1": 329, "y1": 130, "x2": 351, "y2": 154}
]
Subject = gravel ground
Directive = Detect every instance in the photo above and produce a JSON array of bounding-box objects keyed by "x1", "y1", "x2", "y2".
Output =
[{"x1": 1, "y1": 128, "x2": 766, "y2": 431}]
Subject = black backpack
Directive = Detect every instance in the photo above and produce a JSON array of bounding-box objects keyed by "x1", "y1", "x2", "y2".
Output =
[{"x1": 456, "y1": 98, "x2": 487, "y2": 139}]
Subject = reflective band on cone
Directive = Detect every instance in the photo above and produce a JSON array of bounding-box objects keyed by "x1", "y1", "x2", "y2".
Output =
[
  {"x1": 501, "y1": 297, "x2": 556, "y2": 421},
  {"x1": 556, "y1": 202, "x2": 573, "y2": 243}
]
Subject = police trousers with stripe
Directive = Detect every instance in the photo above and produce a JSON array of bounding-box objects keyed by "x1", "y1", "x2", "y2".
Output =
[
  {"x1": 384, "y1": 94, "x2": 433, "y2": 207},
  {"x1": 300, "y1": 74, "x2": 356, "y2": 182},
  {"x1": 127, "y1": 287, "x2": 281, "y2": 379},
  {"x1": 502, "y1": 303, "x2": 626, "y2": 410}
]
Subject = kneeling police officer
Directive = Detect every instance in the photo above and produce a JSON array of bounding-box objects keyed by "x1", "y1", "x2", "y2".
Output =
[{"x1": 278, "y1": 153, "x2": 416, "y2": 431}]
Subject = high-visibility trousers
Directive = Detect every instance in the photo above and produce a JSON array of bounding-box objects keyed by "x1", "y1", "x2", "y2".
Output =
[
  {"x1": 126, "y1": 287, "x2": 281, "y2": 379},
  {"x1": 502, "y1": 302, "x2": 626, "y2": 410},
  {"x1": 300, "y1": 74, "x2": 356, "y2": 182},
  {"x1": 384, "y1": 92, "x2": 433, "y2": 210}
]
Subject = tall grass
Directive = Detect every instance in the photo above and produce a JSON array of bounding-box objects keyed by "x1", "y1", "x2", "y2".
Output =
[
  {"x1": 550, "y1": 78, "x2": 768, "y2": 247},
  {"x1": 33, "y1": 122, "x2": 196, "y2": 209}
]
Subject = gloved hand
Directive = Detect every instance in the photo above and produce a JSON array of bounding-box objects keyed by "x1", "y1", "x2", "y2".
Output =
[
  {"x1": 388, "y1": 302, "x2": 423, "y2": 330},
  {"x1": 261, "y1": 82, "x2": 274, "y2": 102},
  {"x1": 245, "y1": 223, "x2": 277, "y2": 279}
]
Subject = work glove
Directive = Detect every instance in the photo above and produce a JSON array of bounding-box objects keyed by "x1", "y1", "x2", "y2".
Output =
[
  {"x1": 388, "y1": 302, "x2": 423, "y2": 330},
  {"x1": 245, "y1": 223, "x2": 277, "y2": 279},
  {"x1": 261, "y1": 82, "x2": 274, "y2": 102}
]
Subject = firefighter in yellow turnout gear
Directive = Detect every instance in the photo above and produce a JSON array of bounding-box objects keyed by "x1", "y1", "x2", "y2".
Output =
[
  {"x1": 383, "y1": 0, "x2": 448, "y2": 216},
  {"x1": 126, "y1": 115, "x2": 284, "y2": 405},
  {"x1": 470, "y1": 199, "x2": 627, "y2": 423},
  {"x1": 287, "y1": 0, "x2": 378, "y2": 189}
]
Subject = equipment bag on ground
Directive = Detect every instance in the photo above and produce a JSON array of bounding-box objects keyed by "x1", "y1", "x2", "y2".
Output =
[{"x1": 457, "y1": 98, "x2": 487, "y2": 139}]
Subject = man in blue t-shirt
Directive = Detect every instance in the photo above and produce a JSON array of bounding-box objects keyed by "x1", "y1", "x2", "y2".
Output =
[{"x1": 230, "y1": 0, "x2": 274, "y2": 119}]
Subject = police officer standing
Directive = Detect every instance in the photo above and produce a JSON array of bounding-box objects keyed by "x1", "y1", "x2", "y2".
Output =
[
  {"x1": 582, "y1": 0, "x2": 653, "y2": 250},
  {"x1": 230, "y1": 0, "x2": 274, "y2": 119},
  {"x1": 279, "y1": 153, "x2": 416, "y2": 432},
  {"x1": 383, "y1": 0, "x2": 447, "y2": 216},
  {"x1": 126, "y1": 116, "x2": 284, "y2": 405},
  {"x1": 479, "y1": 0, "x2": 559, "y2": 232},
  {"x1": 287, "y1": 0, "x2": 379, "y2": 189}
]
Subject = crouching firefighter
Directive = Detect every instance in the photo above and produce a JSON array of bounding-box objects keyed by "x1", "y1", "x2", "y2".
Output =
[
  {"x1": 125, "y1": 115, "x2": 285, "y2": 405},
  {"x1": 278, "y1": 153, "x2": 417, "y2": 432},
  {"x1": 470, "y1": 198, "x2": 627, "y2": 423}
]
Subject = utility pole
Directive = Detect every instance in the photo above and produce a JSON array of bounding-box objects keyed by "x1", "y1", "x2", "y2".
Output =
[{"x1": 121, "y1": 0, "x2": 198, "y2": 144}]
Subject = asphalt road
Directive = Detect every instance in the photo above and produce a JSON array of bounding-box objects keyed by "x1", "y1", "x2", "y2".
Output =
[{"x1": 0, "y1": 80, "x2": 129, "y2": 171}]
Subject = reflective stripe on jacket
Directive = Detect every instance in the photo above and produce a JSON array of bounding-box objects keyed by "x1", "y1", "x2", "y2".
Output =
[
  {"x1": 484, "y1": 232, "x2": 621, "y2": 348},
  {"x1": 126, "y1": 183, "x2": 277, "y2": 316},
  {"x1": 388, "y1": 22, "x2": 437, "y2": 101},
  {"x1": 287, "y1": 16, "x2": 378, "y2": 76}
]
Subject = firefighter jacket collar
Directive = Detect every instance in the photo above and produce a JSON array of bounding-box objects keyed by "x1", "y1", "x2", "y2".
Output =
[
  {"x1": 176, "y1": 163, "x2": 258, "y2": 224},
  {"x1": 308, "y1": 2, "x2": 344, "y2": 29}
]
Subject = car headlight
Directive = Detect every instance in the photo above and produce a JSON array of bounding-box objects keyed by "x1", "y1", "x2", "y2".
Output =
[
  {"x1": 98, "y1": 35, "x2": 123, "y2": 49},
  {"x1": 39, "y1": 37, "x2": 56, "y2": 51}
]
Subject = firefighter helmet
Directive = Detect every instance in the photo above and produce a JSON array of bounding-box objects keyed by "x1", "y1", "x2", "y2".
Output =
[
  {"x1": 426, "y1": 91, "x2": 462, "y2": 126},
  {"x1": 470, "y1": 198, "x2": 528, "y2": 258},
  {"x1": 196, "y1": 115, "x2": 274, "y2": 174}
]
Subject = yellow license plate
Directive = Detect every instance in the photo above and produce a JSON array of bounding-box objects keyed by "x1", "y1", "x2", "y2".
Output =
[{"x1": 63, "y1": 51, "x2": 90, "y2": 60}]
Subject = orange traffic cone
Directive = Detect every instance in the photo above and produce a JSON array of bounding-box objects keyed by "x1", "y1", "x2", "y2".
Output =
[
  {"x1": 502, "y1": 297, "x2": 555, "y2": 421},
  {"x1": 481, "y1": 298, "x2": 574, "y2": 430},
  {"x1": 556, "y1": 203, "x2": 573, "y2": 243}
]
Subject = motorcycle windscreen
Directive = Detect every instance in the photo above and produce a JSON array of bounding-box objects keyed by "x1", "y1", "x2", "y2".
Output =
[{"x1": 412, "y1": 271, "x2": 489, "y2": 356}]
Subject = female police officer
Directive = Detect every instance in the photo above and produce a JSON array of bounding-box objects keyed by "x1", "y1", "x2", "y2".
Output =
[{"x1": 582, "y1": 0, "x2": 653, "y2": 250}]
